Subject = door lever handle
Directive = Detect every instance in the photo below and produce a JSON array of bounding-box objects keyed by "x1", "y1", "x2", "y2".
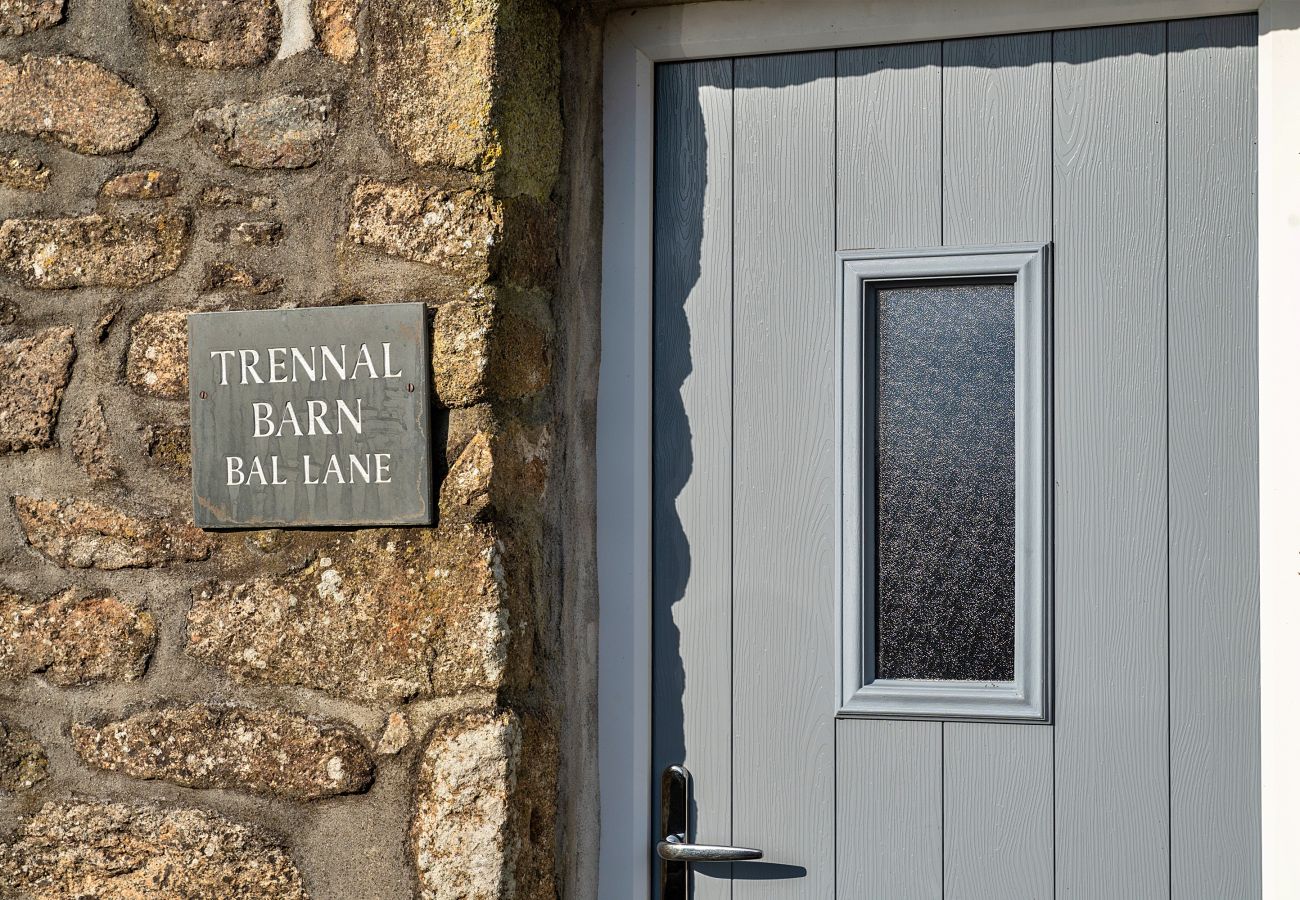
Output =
[
  {"x1": 657, "y1": 832, "x2": 763, "y2": 862},
  {"x1": 659, "y1": 765, "x2": 765, "y2": 898}
]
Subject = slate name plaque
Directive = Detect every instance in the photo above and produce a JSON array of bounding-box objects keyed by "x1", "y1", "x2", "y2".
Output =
[{"x1": 188, "y1": 303, "x2": 432, "y2": 528}]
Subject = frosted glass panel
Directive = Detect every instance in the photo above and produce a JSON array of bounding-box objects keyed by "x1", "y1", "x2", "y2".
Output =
[{"x1": 874, "y1": 282, "x2": 1016, "y2": 682}]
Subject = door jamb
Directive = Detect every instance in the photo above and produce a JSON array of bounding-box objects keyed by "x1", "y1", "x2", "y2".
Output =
[{"x1": 597, "y1": 2, "x2": 1299, "y2": 896}]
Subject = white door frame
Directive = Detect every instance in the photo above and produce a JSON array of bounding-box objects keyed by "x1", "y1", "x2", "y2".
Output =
[{"x1": 597, "y1": 1, "x2": 1300, "y2": 896}]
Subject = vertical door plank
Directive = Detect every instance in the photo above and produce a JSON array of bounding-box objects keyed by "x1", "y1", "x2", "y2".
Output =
[
  {"x1": 652, "y1": 59, "x2": 735, "y2": 900},
  {"x1": 943, "y1": 724, "x2": 1054, "y2": 900},
  {"x1": 836, "y1": 719, "x2": 942, "y2": 900},
  {"x1": 1167, "y1": 15, "x2": 1260, "y2": 899},
  {"x1": 942, "y1": 33, "x2": 1052, "y2": 246},
  {"x1": 837, "y1": 42, "x2": 942, "y2": 250},
  {"x1": 1052, "y1": 24, "x2": 1170, "y2": 899},
  {"x1": 941, "y1": 34, "x2": 1055, "y2": 900},
  {"x1": 834, "y1": 43, "x2": 944, "y2": 900},
  {"x1": 732, "y1": 51, "x2": 837, "y2": 899}
]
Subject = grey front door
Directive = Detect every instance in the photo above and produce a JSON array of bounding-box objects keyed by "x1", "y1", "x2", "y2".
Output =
[{"x1": 652, "y1": 16, "x2": 1259, "y2": 900}]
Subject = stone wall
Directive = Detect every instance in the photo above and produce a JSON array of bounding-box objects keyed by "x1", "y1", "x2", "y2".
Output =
[{"x1": 0, "y1": 0, "x2": 567, "y2": 896}]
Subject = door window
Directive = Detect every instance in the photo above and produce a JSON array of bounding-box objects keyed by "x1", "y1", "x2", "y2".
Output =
[
  {"x1": 839, "y1": 245, "x2": 1051, "y2": 720},
  {"x1": 875, "y1": 280, "x2": 1016, "y2": 682}
]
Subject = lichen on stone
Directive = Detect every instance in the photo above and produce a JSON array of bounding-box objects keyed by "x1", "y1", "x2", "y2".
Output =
[
  {"x1": 126, "y1": 310, "x2": 188, "y2": 400},
  {"x1": 0, "y1": 0, "x2": 62, "y2": 35},
  {"x1": 0, "y1": 718, "x2": 47, "y2": 791},
  {"x1": 186, "y1": 525, "x2": 529, "y2": 704},
  {"x1": 0, "y1": 326, "x2": 74, "y2": 453},
  {"x1": 370, "y1": 0, "x2": 560, "y2": 200},
  {"x1": 0, "y1": 588, "x2": 156, "y2": 685},
  {"x1": 411, "y1": 706, "x2": 557, "y2": 900},
  {"x1": 313, "y1": 0, "x2": 360, "y2": 62},
  {"x1": 431, "y1": 289, "x2": 550, "y2": 407},
  {"x1": 212, "y1": 219, "x2": 282, "y2": 245},
  {"x1": 0, "y1": 149, "x2": 50, "y2": 191},
  {"x1": 193, "y1": 94, "x2": 336, "y2": 169},
  {"x1": 347, "y1": 178, "x2": 501, "y2": 281},
  {"x1": 439, "y1": 421, "x2": 549, "y2": 524},
  {"x1": 0, "y1": 55, "x2": 155, "y2": 155},
  {"x1": 375, "y1": 711, "x2": 411, "y2": 755},
  {"x1": 13, "y1": 496, "x2": 212, "y2": 570},
  {"x1": 0, "y1": 211, "x2": 189, "y2": 289},
  {"x1": 0, "y1": 0, "x2": 566, "y2": 892},
  {"x1": 99, "y1": 168, "x2": 179, "y2": 200},
  {"x1": 0, "y1": 798, "x2": 310, "y2": 898},
  {"x1": 134, "y1": 0, "x2": 279, "y2": 69},
  {"x1": 72, "y1": 704, "x2": 374, "y2": 799},
  {"x1": 143, "y1": 423, "x2": 190, "y2": 475}
]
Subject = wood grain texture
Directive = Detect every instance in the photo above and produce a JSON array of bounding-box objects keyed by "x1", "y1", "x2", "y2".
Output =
[
  {"x1": 943, "y1": 723, "x2": 1054, "y2": 899},
  {"x1": 942, "y1": 33, "x2": 1052, "y2": 245},
  {"x1": 940, "y1": 31, "x2": 1055, "y2": 900},
  {"x1": 834, "y1": 43, "x2": 946, "y2": 899},
  {"x1": 836, "y1": 42, "x2": 941, "y2": 250},
  {"x1": 1051, "y1": 23, "x2": 1170, "y2": 899},
  {"x1": 731, "y1": 50, "x2": 837, "y2": 899},
  {"x1": 652, "y1": 58, "x2": 735, "y2": 900},
  {"x1": 651, "y1": 24, "x2": 1259, "y2": 900},
  {"x1": 836, "y1": 719, "x2": 942, "y2": 900},
  {"x1": 1167, "y1": 15, "x2": 1260, "y2": 899}
]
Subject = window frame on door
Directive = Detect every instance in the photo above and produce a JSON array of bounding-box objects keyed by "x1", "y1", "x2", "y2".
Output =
[
  {"x1": 837, "y1": 244, "x2": 1052, "y2": 722},
  {"x1": 599, "y1": 3, "x2": 1298, "y2": 897}
]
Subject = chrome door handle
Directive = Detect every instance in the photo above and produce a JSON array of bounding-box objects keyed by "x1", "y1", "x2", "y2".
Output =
[
  {"x1": 659, "y1": 765, "x2": 764, "y2": 899},
  {"x1": 657, "y1": 832, "x2": 763, "y2": 862}
]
